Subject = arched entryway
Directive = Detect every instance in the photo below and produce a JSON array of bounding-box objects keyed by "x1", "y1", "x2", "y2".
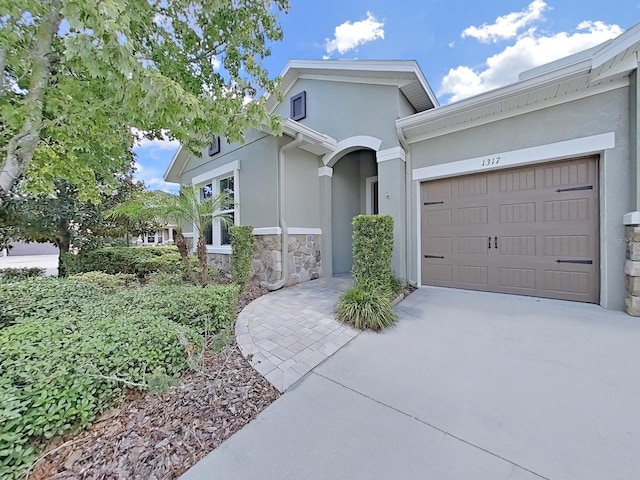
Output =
[{"x1": 330, "y1": 149, "x2": 378, "y2": 274}]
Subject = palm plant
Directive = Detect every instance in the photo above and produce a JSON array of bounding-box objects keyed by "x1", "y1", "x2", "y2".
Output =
[{"x1": 107, "y1": 186, "x2": 232, "y2": 285}]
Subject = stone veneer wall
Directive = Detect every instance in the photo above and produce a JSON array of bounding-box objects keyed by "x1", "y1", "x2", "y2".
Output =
[
  {"x1": 206, "y1": 233, "x2": 322, "y2": 287},
  {"x1": 625, "y1": 225, "x2": 640, "y2": 315},
  {"x1": 253, "y1": 234, "x2": 322, "y2": 286}
]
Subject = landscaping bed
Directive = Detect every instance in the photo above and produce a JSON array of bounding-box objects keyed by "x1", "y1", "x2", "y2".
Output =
[
  {"x1": 0, "y1": 255, "x2": 278, "y2": 479},
  {"x1": 29, "y1": 344, "x2": 278, "y2": 479}
]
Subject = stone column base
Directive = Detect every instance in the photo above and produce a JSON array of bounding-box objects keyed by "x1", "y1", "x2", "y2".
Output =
[{"x1": 624, "y1": 214, "x2": 640, "y2": 316}]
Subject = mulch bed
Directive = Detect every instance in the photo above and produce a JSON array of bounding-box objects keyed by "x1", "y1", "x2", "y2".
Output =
[{"x1": 28, "y1": 285, "x2": 279, "y2": 480}]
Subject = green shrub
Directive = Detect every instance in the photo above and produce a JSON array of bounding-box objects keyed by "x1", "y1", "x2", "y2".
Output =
[
  {"x1": 0, "y1": 267, "x2": 46, "y2": 284},
  {"x1": 62, "y1": 246, "x2": 182, "y2": 278},
  {"x1": 0, "y1": 277, "x2": 104, "y2": 329},
  {"x1": 230, "y1": 225, "x2": 254, "y2": 290},
  {"x1": 70, "y1": 271, "x2": 138, "y2": 293},
  {"x1": 352, "y1": 215, "x2": 394, "y2": 289},
  {"x1": 335, "y1": 282, "x2": 397, "y2": 330},
  {"x1": 107, "y1": 284, "x2": 240, "y2": 334},
  {"x1": 0, "y1": 313, "x2": 200, "y2": 480}
]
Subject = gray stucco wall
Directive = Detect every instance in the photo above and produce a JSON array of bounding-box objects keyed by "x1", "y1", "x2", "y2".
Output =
[
  {"x1": 408, "y1": 86, "x2": 631, "y2": 310},
  {"x1": 281, "y1": 137, "x2": 322, "y2": 228},
  {"x1": 275, "y1": 79, "x2": 402, "y2": 150},
  {"x1": 179, "y1": 131, "x2": 279, "y2": 228}
]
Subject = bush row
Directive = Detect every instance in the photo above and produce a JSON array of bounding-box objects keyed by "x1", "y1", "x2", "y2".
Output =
[
  {"x1": 62, "y1": 246, "x2": 184, "y2": 278},
  {"x1": 0, "y1": 267, "x2": 45, "y2": 284}
]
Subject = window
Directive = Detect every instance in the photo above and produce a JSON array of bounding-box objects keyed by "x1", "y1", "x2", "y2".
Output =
[
  {"x1": 208, "y1": 136, "x2": 220, "y2": 156},
  {"x1": 147, "y1": 235, "x2": 155, "y2": 244},
  {"x1": 290, "y1": 91, "x2": 306, "y2": 121},
  {"x1": 157, "y1": 235, "x2": 163, "y2": 244},
  {"x1": 199, "y1": 172, "x2": 236, "y2": 249}
]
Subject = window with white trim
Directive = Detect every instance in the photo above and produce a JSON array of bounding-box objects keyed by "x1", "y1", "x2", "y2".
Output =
[{"x1": 199, "y1": 172, "x2": 236, "y2": 248}]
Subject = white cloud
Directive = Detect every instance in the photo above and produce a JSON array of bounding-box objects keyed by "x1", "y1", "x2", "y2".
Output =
[
  {"x1": 131, "y1": 127, "x2": 180, "y2": 150},
  {"x1": 211, "y1": 55, "x2": 221, "y2": 71},
  {"x1": 440, "y1": 20, "x2": 623, "y2": 103},
  {"x1": 462, "y1": 0, "x2": 549, "y2": 43},
  {"x1": 325, "y1": 12, "x2": 384, "y2": 55}
]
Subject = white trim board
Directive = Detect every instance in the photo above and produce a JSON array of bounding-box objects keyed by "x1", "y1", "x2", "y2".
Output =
[
  {"x1": 252, "y1": 227, "x2": 322, "y2": 236},
  {"x1": 412, "y1": 132, "x2": 615, "y2": 182},
  {"x1": 376, "y1": 147, "x2": 406, "y2": 163},
  {"x1": 191, "y1": 160, "x2": 239, "y2": 185}
]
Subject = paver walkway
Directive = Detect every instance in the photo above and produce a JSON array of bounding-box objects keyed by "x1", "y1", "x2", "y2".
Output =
[{"x1": 235, "y1": 276, "x2": 358, "y2": 391}]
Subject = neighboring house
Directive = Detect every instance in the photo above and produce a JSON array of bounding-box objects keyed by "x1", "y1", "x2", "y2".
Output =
[
  {"x1": 133, "y1": 225, "x2": 177, "y2": 247},
  {"x1": 165, "y1": 23, "x2": 640, "y2": 314}
]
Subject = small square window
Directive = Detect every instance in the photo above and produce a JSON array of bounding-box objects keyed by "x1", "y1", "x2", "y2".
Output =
[
  {"x1": 290, "y1": 91, "x2": 306, "y2": 121},
  {"x1": 147, "y1": 235, "x2": 155, "y2": 244},
  {"x1": 208, "y1": 136, "x2": 220, "y2": 156}
]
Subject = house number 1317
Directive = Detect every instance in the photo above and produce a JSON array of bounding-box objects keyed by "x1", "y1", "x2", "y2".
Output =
[{"x1": 482, "y1": 156, "x2": 500, "y2": 167}]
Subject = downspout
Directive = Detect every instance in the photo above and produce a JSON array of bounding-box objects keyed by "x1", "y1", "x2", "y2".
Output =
[
  {"x1": 267, "y1": 133, "x2": 304, "y2": 290},
  {"x1": 397, "y1": 125, "x2": 417, "y2": 287}
]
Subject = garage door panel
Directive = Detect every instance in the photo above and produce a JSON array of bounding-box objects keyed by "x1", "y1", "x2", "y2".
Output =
[
  {"x1": 424, "y1": 209, "x2": 452, "y2": 226},
  {"x1": 499, "y1": 236, "x2": 536, "y2": 256},
  {"x1": 458, "y1": 265, "x2": 489, "y2": 286},
  {"x1": 420, "y1": 156, "x2": 599, "y2": 303},
  {"x1": 458, "y1": 206, "x2": 488, "y2": 225},
  {"x1": 458, "y1": 236, "x2": 490, "y2": 255},
  {"x1": 499, "y1": 268, "x2": 537, "y2": 290},
  {"x1": 499, "y1": 169, "x2": 536, "y2": 192},
  {"x1": 499, "y1": 203, "x2": 536, "y2": 223},
  {"x1": 544, "y1": 235, "x2": 590, "y2": 257},
  {"x1": 457, "y1": 176, "x2": 488, "y2": 196},
  {"x1": 543, "y1": 198, "x2": 590, "y2": 222}
]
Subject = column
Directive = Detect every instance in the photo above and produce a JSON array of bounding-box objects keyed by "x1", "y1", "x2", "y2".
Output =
[
  {"x1": 376, "y1": 147, "x2": 407, "y2": 280},
  {"x1": 318, "y1": 166, "x2": 333, "y2": 278},
  {"x1": 625, "y1": 212, "x2": 640, "y2": 315}
]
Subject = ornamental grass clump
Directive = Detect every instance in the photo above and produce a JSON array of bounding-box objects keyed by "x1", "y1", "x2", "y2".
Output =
[{"x1": 335, "y1": 281, "x2": 396, "y2": 330}]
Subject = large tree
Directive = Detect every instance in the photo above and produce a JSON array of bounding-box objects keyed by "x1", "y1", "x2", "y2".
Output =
[
  {"x1": 0, "y1": 0, "x2": 289, "y2": 203},
  {"x1": 2, "y1": 164, "x2": 153, "y2": 276}
]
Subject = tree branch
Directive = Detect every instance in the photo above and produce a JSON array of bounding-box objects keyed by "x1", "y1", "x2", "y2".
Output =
[{"x1": 0, "y1": 0, "x2": 63, "y2": 200}]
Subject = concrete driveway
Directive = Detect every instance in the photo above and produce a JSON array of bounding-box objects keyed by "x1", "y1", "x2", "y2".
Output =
[
  {"x1": 183, "y1": 287, "x2": 640, "y2": 480},
  {"x1": 0, "y1": 254, "x2": 59, "y2": 276}
]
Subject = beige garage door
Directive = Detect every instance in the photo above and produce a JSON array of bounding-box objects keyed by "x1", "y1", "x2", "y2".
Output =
[{"x1": 420, "y1": 156, "x2": 599, "y2": 303}]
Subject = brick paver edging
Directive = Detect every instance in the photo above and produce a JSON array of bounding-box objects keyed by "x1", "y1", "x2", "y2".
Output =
[{"x1": 235, "y1": 277, "x2": 359, "y2": 392}]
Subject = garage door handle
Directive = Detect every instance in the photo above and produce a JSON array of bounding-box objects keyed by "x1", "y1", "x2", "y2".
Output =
[
  {"x1": 494, "y1": 236, "x2": 498, "y2": 249},
  {"x1": 556, "y1": 259, "x2": 593, "y2": 264},
  {"x1": 424, "y1": 255, "x2": 445, "y2": 259},
  {"x1": 488, "y1": 237, "x2": 492, "y2": 249}
]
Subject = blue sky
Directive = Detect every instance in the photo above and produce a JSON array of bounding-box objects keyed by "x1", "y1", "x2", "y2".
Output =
[{"x1": 133, "y1": 0, "x2": 640, "y2": 190}]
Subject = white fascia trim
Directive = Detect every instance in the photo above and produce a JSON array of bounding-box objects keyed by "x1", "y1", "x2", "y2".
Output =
[
  {"x1": 182, "y1": 232, "x2": 195, "y2": 238},
  {"x1": 283, "y1": 119, "x2": 337, "y2": 154},
  {"x1": 164, "y1": 143, "x2": 186, "y2": 183},
  {"x1": 191, "y1": 160, "x2": 239, "y2": 185},
  {"x1": 377, "y1": 147, "x2": 406, "y2": 163},
  {"x1": 318, "y1": 166, "x2": 333, "y2": 177},
  {"x1": 252, "y1": 227, "x2": 322, "y2": 235},
  {"x1": 592, "y1": 23, "x2": 640, "y2": 69},
  {"x1": 402, "y1": 79, "x2": 627, "y2": 144},
  {"x1": 412, "y1": 132, "x2": 615, "y2": 181}
]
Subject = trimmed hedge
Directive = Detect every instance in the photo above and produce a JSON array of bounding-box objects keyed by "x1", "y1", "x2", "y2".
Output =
[
  {"x1": 352, "y1": 215, "x2": 394, "y2": 288},
  {"x1": 69, "y1": 271, "x2": 138, "y2": 293},
  {"x1": 0, "y1": 267, "x2": 45, "y2": 284},
  {"x1": 0, "y1": 313, "x2": 200, "y2": 480},
  {"x1": 230, "y1": 225, "x2": 254, "y2": 290},
  {"x1": 62, "y1": 246, "x2": 182, "y2": 278}
]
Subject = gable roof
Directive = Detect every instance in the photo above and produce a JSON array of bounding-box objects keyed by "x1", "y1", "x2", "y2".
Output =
[
  {"x1": 398, "y1": 22, "x2": 640, "y2": 143},
  {"x1": 269, "y1": 59, "x2": 439, "y2": 113}
]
